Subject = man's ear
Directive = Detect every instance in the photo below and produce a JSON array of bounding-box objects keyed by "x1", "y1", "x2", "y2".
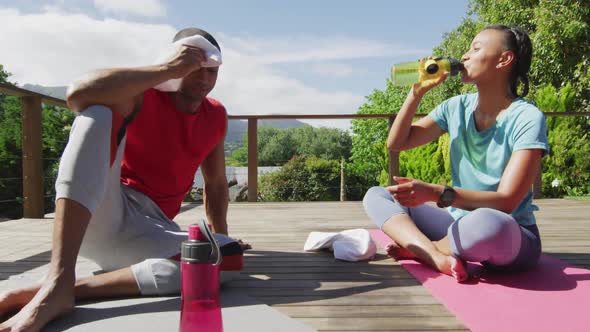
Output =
[{"x1": 497, "y1": 50, "x2": 516, "y2": 69}]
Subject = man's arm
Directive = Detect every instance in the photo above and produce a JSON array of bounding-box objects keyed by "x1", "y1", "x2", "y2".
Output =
[
  {"x1": 66, "y1": 45, "x2": 206, "y2": 115},
  {"x1": 201, "y1": 139, "x2": 229, "y2": 235}
]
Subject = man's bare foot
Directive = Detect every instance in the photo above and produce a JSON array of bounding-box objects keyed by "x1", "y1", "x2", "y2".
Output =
[
  {"x1": 0, "y1": 286, "x2": 41, "y2": 319},
  {"x1": 0, "y1": 279, "x2": 74, "y2": 332},
  {"x1": 433, "y1": 253, "x2": 468, "y2": 282},
  {"x1": 384, "y1": 242, "x2": 417, "y2": 260}
]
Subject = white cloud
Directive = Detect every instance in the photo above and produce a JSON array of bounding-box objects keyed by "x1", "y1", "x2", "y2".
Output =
[
  {"x1": 0, "y1": 8, "x2": 175, "y2": 86},
  {"x1": 0, "y1": 7, "x2": 395, "y2": 129},
  {"x1": 93, "y1": 0, "x2": 166, "y2": 17},
  {"x1": 221, "y1": 35, "x2": 428, "y2": 64},
  {"x1": 309, "y1": 63, "x2": 355, "y2": 78}
]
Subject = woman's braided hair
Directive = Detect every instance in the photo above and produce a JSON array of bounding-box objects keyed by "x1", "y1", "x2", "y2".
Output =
[{"x1": 484, "y1": 25, "x2": 533, "y2": 97}]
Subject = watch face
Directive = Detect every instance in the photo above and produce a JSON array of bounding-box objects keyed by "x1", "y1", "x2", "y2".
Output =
[
  {"x1": 441, "y1": 189, "x2": 454, "y2": 202},
  {"x1": 438, "y1": 187, "x2": 456, "y2": 208}
]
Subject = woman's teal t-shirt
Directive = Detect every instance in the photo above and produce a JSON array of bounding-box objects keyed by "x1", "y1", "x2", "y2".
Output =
[{"x1": 428, "y1": 93, "x2": 549, "y2": 225}]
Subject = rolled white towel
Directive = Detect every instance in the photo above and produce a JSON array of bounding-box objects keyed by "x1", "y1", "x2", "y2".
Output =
[
  {"x1": 333, "y1": 229, "x2": 377, "y2": 262},
  {"x1": 304, "y1": 229, "x2": 376, "y2": 262},
  {"x1": 303, "y1": 231, "x2": 341, "y2": 251},
  {"x1": 153, "y1": 35, "x2": 222, "y2": 92}
]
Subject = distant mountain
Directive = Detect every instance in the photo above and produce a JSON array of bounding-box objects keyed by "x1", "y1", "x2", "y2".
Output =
[
  {"x1": 22, "y1": 84, "x2": 67, "y2": 99},
  {"x1": 21, "y1": 84, "x2": 305, "y2": 143}
]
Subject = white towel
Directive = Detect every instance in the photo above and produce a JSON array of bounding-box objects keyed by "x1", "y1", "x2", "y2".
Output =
[
  {"x1": 303, "y1": 229, "x2": 377, "y2": 262},
  {"x1": 153, "y1": 35, "x2": 223, "y2": 92}
]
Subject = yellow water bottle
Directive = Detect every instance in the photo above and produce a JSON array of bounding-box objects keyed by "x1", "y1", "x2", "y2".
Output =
[{"x1": 390, "y1": 57, "x2": 464, "y2": 86}]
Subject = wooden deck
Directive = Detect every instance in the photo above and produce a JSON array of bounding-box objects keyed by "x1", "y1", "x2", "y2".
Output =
[{"x1": 1, "y1": 199, "x2": 589, "y2": 331}]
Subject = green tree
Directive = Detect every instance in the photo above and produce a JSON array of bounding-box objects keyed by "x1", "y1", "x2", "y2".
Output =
[
  {"x1": 259, "y1": 156, "x2": 342, "y2": 201},
  {"x1": 0, "y1": 65, "x2": 9, "y2": 83},
  {"x1": 350, "y1": 79, "x2": 459, "y2": 186},
  {"x1": 0, "y1": 95, "x2": 23, "y2": 218},
  {"x1": 532, "y1": 84, "x2": 590, "y2": 196},
  {"x1": 293, "y1": 126, "x2": 352, "y2": 161},
  {"x1": 470, "y1": 0, "x2": 590, "y2": 107},
  {"x1": 0, "y1": 65, "x2": 75, "y2": 218},
  {"x1": 230, "y1": 125, "x2": 352, "y2": 166}
]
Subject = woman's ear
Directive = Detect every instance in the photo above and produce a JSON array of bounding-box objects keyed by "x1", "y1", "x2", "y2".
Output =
[{"x1": 497, "y1": 50, "x2": 516, "y2": 69}]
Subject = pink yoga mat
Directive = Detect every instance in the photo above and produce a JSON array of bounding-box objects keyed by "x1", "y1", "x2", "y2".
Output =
[{"x1": 369, "y1": 229, "x2": 590, "y2": 332}]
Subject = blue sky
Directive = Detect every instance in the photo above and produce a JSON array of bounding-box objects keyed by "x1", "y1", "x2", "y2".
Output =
[{"x1": 0, "y1": 0, "x2": 471, "y2": 128}]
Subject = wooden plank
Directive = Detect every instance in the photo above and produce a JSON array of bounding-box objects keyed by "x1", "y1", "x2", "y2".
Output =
[
  {"x1": 225, "y1": 112, "x2": 589, "y2": 120},
  {"x1": 275, "y1": 305, "x2": 456, "y2": 318},
  {"x1": 0, "y1": 83, "x2": 67, "y2": 108}
]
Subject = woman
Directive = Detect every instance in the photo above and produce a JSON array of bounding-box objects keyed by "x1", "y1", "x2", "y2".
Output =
[{"x1": 363, "y1": 25, "x2": 549, "y2": 282}]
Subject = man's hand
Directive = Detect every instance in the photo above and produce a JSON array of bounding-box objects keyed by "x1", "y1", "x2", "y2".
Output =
[
  {"x1": 386, "y1": 176, "x2": 440, "y2": 207},
  {"x1": 235, "y1": 239, "x2": 252, "y2": 251},
  {"x1": 165, "y1": 45, "x2": 206, "y2": 78}
]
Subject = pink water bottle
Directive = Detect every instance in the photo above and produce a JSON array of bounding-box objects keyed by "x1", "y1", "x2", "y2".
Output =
[{"x1": 179, "y1": 221, "x2": 223, "y2": 332}]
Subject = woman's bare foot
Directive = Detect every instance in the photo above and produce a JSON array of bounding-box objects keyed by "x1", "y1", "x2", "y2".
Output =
[
  {"x1": 433, "y1": 253, "x2": 468, "y2": 282},
  {"x1": 385, "y1": 242, "x2": 417, "y2": 260},
  {"x1": 0, "y1": 279, "x2": 74, "y2": 332}
]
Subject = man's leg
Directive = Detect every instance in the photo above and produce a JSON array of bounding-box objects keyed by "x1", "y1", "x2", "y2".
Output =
[
  {"x1": 0, "y1": 106, "x2": 125, "y2": 332},
  {"x1": 0, "y1": 199, "x2": 89, "y2": 331},
  {"x1": 0, "y1": 264, "x2": 139, "y2": 319}
]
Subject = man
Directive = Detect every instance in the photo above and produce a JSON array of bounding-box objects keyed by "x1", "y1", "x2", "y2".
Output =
[{"x1": 0, "y1": 27, "x2": 249, "y2": 332}]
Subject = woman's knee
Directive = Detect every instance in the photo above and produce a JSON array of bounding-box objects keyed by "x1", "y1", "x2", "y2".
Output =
[
  {"x1": 449, "y1": 208, "x2": 521, "y2": 264},
  {"x1": 363, "y1": 186, "x2": 389, "y2": 202},
  {"x1": 465, "y1": 208, "x2": 519, "y2": 238},
  {"x1": 363, "y1": 186, "x2": 410, "y2": 229}
]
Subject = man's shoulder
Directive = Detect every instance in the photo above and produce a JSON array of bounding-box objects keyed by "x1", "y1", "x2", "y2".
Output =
[{"x1": 204, "y1": 96, "x2": 226, "y2": 112}]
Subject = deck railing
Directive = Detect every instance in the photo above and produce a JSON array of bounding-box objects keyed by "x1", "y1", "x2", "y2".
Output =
[{"x1": 1, "y1": 82, "x2": 587, "y2": 217}]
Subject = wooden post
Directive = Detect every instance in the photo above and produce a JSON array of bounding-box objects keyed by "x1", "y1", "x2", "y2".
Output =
[
  {"x1": 388, "y1": 116, "x2": 399, "y2": 185},
  {"x1": 533, "y1": 161, "x2": 543, "y2": 199},
  {"x1": 340, "y1": 157, "x2": 346, "y2": 202},
  {"x1": 247, "y1": 118, "x2": 258, "y2": 202},
  {"x1": 21, "y1": 96, "x2": 44, "y2": 218}
]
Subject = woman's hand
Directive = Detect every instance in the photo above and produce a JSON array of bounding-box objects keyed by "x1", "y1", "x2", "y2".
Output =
[
  {"x1": 386, "y1": 176, "x2": 440, "y2": 207},
  {"x1": 411, "y1": 57, "x2": 449, "y2": 97}
]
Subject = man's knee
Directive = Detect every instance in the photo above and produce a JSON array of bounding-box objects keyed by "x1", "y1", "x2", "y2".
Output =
[
  {"x1": 55, "y1": 105, "x2": 116, "y2": 215},
  {"x1": 71, "y1": 105, "x2": 114, "y2": 135},
  {"x1": 131, "y1": 259, "x2": 181, "y2": 296}
]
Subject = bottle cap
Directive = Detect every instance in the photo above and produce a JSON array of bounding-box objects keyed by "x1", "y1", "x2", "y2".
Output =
[
  {"x1": 448, "y1": 58, "x2": 465, "y2": 76},
  {"x1": 425, "y1": 59, "x2": 440, "y2": 74},
  {"x1": 181, "y1": 220, "x2": 222, "y2": 265},
  {"x1": 188, "y1": 224, "x2": 206, "y2": 241}
]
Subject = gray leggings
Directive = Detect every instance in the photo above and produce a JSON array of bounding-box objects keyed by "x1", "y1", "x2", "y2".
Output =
[{"x1": 363, "y1": 186, "x2": 541, "y2": 271}]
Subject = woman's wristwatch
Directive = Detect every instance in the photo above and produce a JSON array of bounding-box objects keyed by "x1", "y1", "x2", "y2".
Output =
[{"x1": 437, "y1": 186, "x2": 456, "y2": 208}]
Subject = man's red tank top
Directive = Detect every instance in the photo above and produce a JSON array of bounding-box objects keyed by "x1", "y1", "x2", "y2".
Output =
[{"x1": 120, "y1": 89, "x2": 227, "y2": 219}]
